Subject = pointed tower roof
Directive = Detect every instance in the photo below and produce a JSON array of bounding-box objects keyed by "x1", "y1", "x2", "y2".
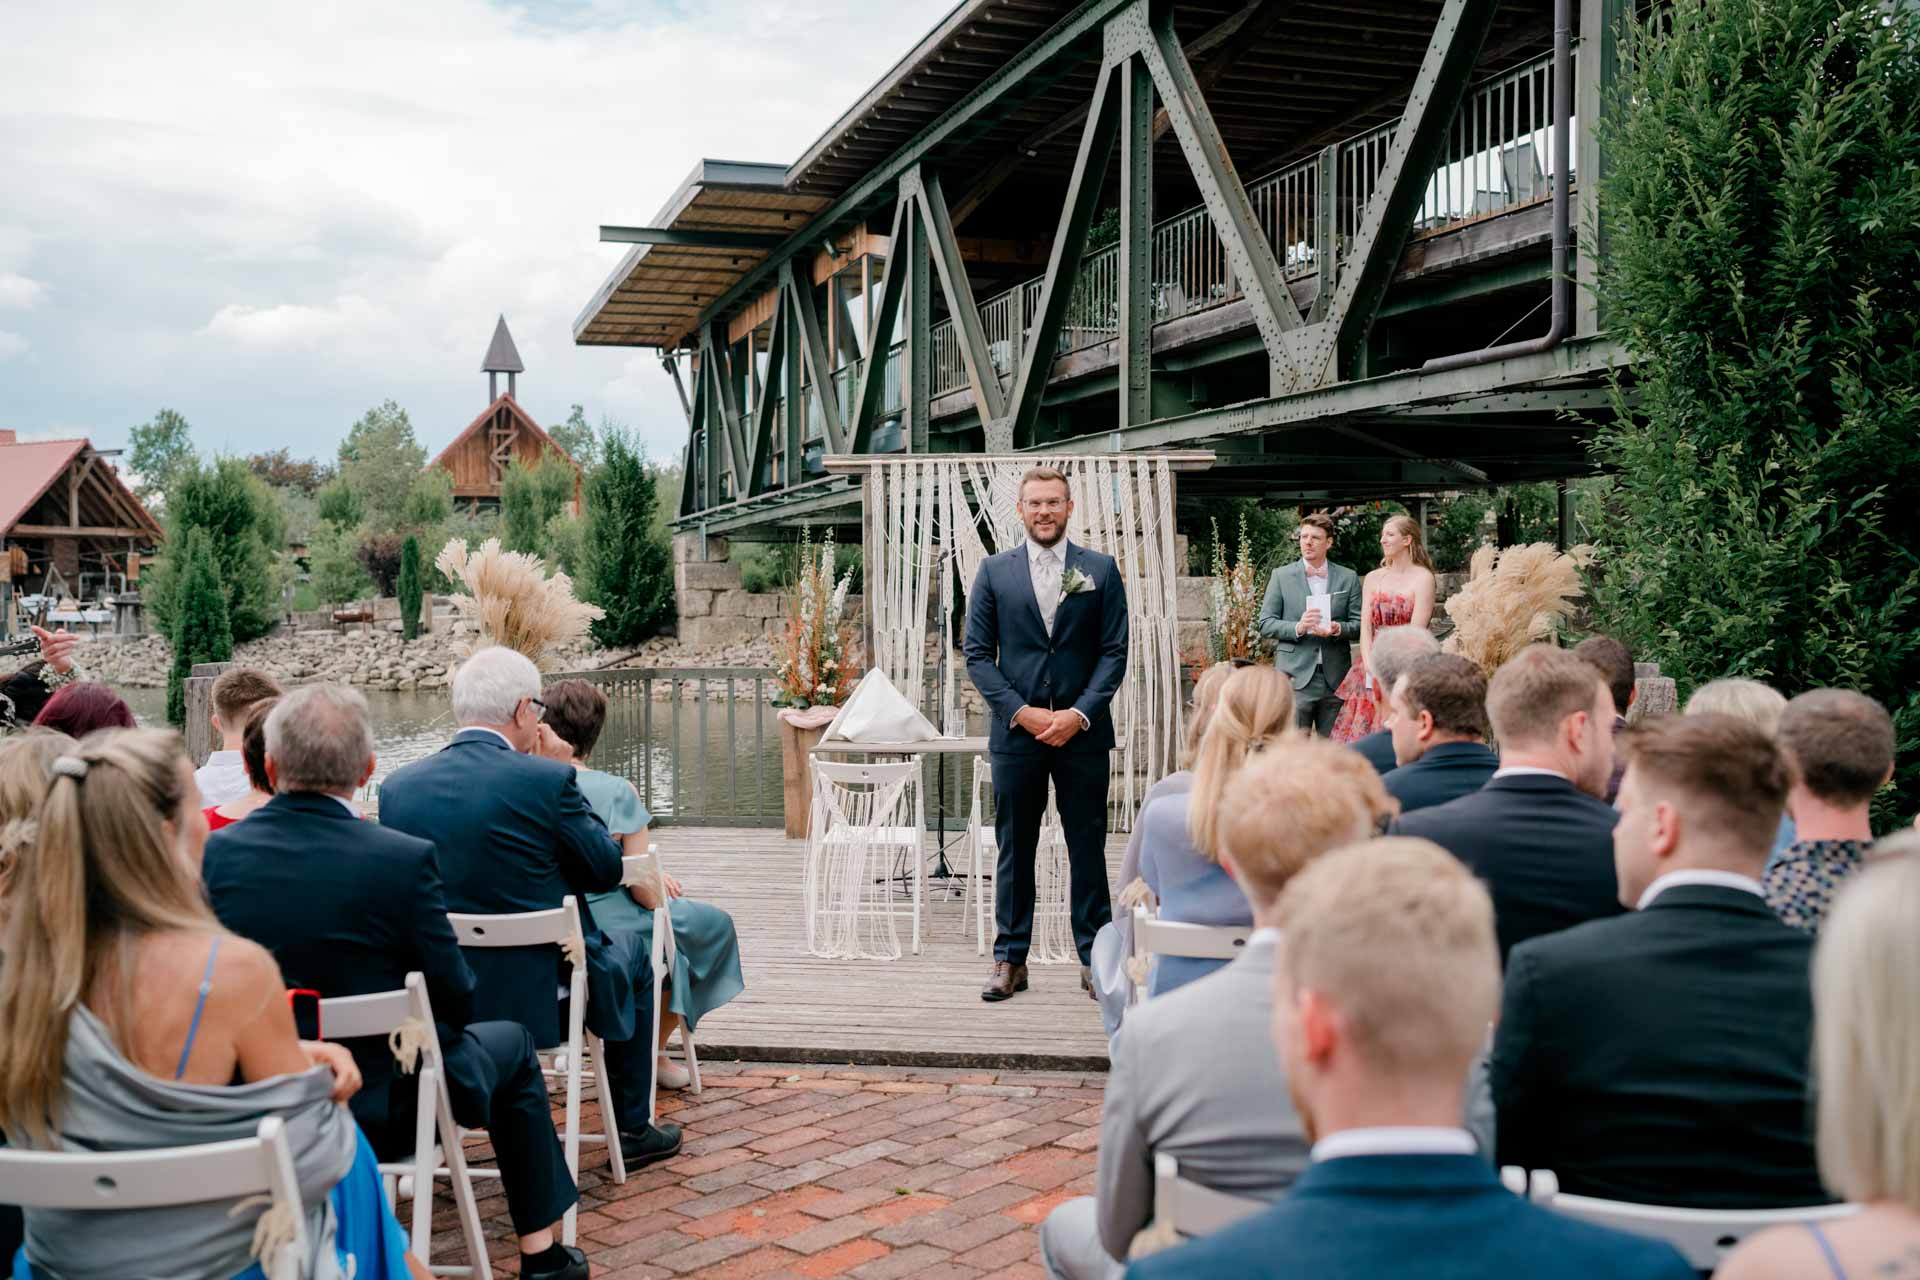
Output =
[{"x1": 481, "y1": 314, "x2": 525, "y2": 373}]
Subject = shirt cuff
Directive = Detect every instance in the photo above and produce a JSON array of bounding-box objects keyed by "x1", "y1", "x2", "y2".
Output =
[{"x1": 1072, "y1": 708, "x2": 1090, "y2": 731}]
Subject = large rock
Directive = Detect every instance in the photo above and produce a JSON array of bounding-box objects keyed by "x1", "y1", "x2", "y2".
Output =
[
  {"x1": 679, "y1": 589, "x2": 714, "y2": 619},
  {"x1": 676, "y1": 560, "x2": 742, "y2": 592},
  {"x1": 714, "y1": 591, "x2": 784, "y2": 619},
  {"x1": 1175, "y1": 577, "x2": 1214, "y2": 622},
  {"x1": 678, "y1": 617, "x2": 763, "y2": 649}
]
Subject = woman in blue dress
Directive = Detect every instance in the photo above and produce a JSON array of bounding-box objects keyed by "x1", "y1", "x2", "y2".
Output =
[
  {"x1": 537, "y1": 681, "x2": 745, "y2": 1091},
  {"x1": 0, "y1": 727, "x2": 418, "y2": 1280}
]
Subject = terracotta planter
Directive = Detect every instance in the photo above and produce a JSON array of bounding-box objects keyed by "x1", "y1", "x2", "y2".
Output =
[{"x1": 777, "y1": 708, "x2": 835, "y2": 839}]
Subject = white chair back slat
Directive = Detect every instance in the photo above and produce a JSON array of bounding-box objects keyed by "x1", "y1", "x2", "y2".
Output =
[
  {"x1": 447, "y1": 903, "x2": 574, "y2": 948},
  {"x1": 1134, "y1": 908, "x2": 1251, "y2": 962},
  {"x1": 316, "y1": 988, "x2": 413, "y2": 1042},
  {"x1": 810, "y1": 759, "x2": 919, "y2": 788},
  {"x1": 1150, "y1": 1152, "x2": 1264, "y2": 1239},
  {"x1": 1525, "y1": 1169, "x2": 1860, "y2": 1271},
  {"x1": 0, "y1": 1118, "x2": 303, "y2": 1211}
]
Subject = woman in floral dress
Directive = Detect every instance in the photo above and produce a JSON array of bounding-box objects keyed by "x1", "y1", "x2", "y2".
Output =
[{"x1": 1331, "y1": 513, "x2": 1436, "y2": 743}]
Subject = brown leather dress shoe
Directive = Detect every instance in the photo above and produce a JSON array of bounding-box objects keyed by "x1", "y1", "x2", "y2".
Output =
[{"x1": 981, "y1": 960, "x2": 1029, "y2": 1002}]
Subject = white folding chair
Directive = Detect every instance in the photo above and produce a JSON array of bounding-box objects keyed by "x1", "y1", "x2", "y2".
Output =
[
  {"x1": 0, "y1": 1117, "x2": 312, "y2": 1279},
  {"x1": 621, "y1": 849, "x2": 703, "y2": 1124},
  {"x1": 1142, "y1": 1152, "x2": 1264, "y2": 1243},
  {"x1": 319, "y1": 973, "x2": 491, "y2": 1278},
  {"x1": 966, "y1": 755, "x2": 1074, "y2": 961},
  {"x1": 1522, "y1": 1167, "x2": 1860, "y2": 1271},
  {"x1": 1130, "y1": 905, "x2": 1250, "y2": 1002},
  {"x1": 447, "y1": 896, "x2": 623, "y2": 1246},
  {"x1": 804, "y1": 760, "x2": 924, "y2": 959}
]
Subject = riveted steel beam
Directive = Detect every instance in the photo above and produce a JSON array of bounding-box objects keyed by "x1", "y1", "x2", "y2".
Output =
[
  {"x1": 912, "y1": 170, "x2": 1008, "y2": 429},
  {"x1": 1006, "y1": 57, "x2": 1123, "y2": 447},
  {"x1": 782, "y1": 260, "x2": 848, "y2": 455},
  {"x1": 663, "y1": 352, "x2": 693, "y2": 429},
  {"x1": 905, "y1": 177, "x2": 932, "y2": 452},
  {"x1": 746, "y1": 293, "x2": 786, "y2": 496},
  {"x1": 849, "y1": 191, "x2": 914, "y2": 454},
  {"x1": 1118, "y1": 55, "x2": 1153, "y2": 429},
  {"x1": 703, "y1": 323, "x2": 751, "y2": 496}
]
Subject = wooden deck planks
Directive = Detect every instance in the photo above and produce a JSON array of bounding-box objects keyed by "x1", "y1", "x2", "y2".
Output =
[{"x1": 656, "y1": 825, "x2": 1122, "y2": 1071}]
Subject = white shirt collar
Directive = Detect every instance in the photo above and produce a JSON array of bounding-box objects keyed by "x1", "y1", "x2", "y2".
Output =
[
  {"x1": 325, "y1": 792, "x2": 361, "y2": 817},
  {"x1": 1302, "y1": 558, "x2": 1328, "y2": 578},
  {"x1": 1311, "y1": 1127, "x2": 1477, "y2": 1162},
  {"x1": 1027, "y1": 536, "x2": 1065, "y2": 565},
  {"x1": 1247, "y1": 927, "x2": 1283, "y2": 948},
  {"x1": 460, "y1": 726, "x2": 517, "y2": 751},
  {"x1": 1635, "y1": 869, "x2": 1765, "y2": 911},
  {"x1": 1491, "y1": 765, "x2": 1570, "y2": 782},
  {"x1": 202, "y1": 750, "x2": 243, "y2": 767}
]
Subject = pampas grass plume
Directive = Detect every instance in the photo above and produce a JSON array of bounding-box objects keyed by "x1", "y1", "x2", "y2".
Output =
[
  {"x1": 436, "y1": 537, "x2": 605, "y2": 671},
  {"x1": 1443, "y1": 542, "x2": 1592, "y2": 676}
]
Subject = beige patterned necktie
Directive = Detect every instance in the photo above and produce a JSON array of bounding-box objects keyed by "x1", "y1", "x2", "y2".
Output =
[{"x1": 1034, "y1": 547, "x2": 1061, "y2": 634}]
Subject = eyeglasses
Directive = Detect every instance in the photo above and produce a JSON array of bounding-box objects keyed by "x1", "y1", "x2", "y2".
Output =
[{"x1": 523, "y1": 697, "x2": 547, "y2": 722}]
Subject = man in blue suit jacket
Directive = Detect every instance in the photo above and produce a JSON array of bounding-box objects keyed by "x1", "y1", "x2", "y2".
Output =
[
  {"x1": 1382, "y1": 654, "x2": 1497, "y2": 815},
  {"x1": 204, "y1": 685, "x2": 589, "y2": 1278},
  {"x1": 379, "y1": 645, "x2": 681, "y2": 1169},
  {"x1": 1127, "y1": 838, "x2": 1690, "y2": 1280},
  {"x1": 964, "y1": 466, "x2": 1128, "y2": 1001}
]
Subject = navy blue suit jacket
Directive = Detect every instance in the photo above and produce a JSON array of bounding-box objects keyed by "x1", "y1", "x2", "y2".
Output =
[
  {"x1": 203, "y1": 791, "x2": 476, "y2": 1138},
  {"x1": 1382, "y1": 741, "x2": 1498, "y2": 815},
  {"x1": 1351, "y1": 729, "x2": 1397, "y2": 776},
  {"x1": 1392, "y1": 773, "x2": 1624, "y2": 966},
  {"x1": 378, "y1": 729, "x2": 632, "y2": 1046},
  {"x1": 963, "y1": 540, "x2": 1128, "y2": 755},
  {"x1": 1126, "y1": 1154, "x2": 1692, "y2": 1280}
]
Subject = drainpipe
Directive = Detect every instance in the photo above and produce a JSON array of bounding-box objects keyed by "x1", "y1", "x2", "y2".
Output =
[{"x1": 1421, "y1": 0, "x2": 1573, "y2": 373}]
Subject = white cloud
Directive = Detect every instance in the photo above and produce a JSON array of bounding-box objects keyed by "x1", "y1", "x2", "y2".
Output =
[
  {"x1": 0, "y1": 0, "x2": 952, "y2": 460},
  {"x1": 0, "y1": 331, "x2": 26, "y2": 358},
  {"x1": 0, "y1": 274, "x2": 45, "y2": 309}
]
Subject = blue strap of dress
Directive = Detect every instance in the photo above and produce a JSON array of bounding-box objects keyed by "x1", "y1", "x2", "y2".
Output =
[
  {"x1": 1806, "y1": 1222, "x2": 1848, "y2": 1280},
  {"x1": 173, "y1": 936, "x2": 221, "y2": 1080}
]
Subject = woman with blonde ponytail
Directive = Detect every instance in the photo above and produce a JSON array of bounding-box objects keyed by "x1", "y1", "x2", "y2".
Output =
[
  {"x1": 0, "y1": 728, "x2": 422, "y2": 1280},
  {"x1": 0, "y1": 730, "x2": 74, "y2": 920},
  {"x1": 1136, "y1": 665, "x2": 1295, "y2": 996}
]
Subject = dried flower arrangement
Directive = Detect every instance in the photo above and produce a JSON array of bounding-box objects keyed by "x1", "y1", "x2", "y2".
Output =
[
  {"x1": 1204, "y1": 511, "x2": 1272, "y2": 665},
  {"x1": 772, "y1": 530, "x2": 861, "y2": 711},
  {"x1": 1443, "y1": 541, "x2": 1593, "y2": 675},
  {"x1": 435, "y1": 536, "x2": 604, "y2": 671}
]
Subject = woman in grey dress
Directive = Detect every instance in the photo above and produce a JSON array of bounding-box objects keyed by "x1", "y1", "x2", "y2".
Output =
[{"x1": 536, "y1": 680, "x2": 744, "y2": 1092}]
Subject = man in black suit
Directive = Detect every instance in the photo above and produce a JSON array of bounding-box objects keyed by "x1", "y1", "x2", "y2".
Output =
[
  {"x1": 1490, "y1": 713, "x2": 1827, "y2": 1208},
  {"x1": 1393, "y1": 644, "x2": 1621, "y2": 965},
  {"x1": 1383, "y1": 653, "x2": 1496, "y2": 814},
  {"x1": 964, "y1": 466, "x2": 1129, "y2": 1002},
  {"x1": 1347, "y1": 625, "x2": 1438, "y2": 775},
  {"x1": 204, "y1": 685, "x2": 591, "y2": 1279},
  {"x1": 379, "y1": 645, "x2": 681, "y2": 1170}
]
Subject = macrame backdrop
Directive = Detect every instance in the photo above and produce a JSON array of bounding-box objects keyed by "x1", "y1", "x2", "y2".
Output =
[{"x1": 860, "y1": 454, "x2": 1188, "y2": 831}]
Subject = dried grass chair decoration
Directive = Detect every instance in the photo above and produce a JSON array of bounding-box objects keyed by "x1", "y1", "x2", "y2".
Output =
[
  {"x1": 435, "y1": 536, "x2": 604, "y2": 671},
  {"x1": 1442, "y1": 542, "x2": 1593, "y2": 676}
]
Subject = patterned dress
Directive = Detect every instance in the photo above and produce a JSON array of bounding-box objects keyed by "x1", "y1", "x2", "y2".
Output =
[
  {"x1": 1763, "y1": 838, "x2": 1872, "y2": 935},
  {"x1": 1329, "y1": 591, "x2": 1415, "y2": 744}
]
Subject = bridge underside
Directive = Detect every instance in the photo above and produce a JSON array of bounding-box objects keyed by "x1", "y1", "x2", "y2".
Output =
[{"x1": 576, "y1": 0, "x2": 1627, "y2": 541}]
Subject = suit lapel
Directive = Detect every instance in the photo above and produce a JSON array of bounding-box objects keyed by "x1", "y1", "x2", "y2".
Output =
[{"x1": 1008, "y1": 543, "x2": 1049, "y2": 638}]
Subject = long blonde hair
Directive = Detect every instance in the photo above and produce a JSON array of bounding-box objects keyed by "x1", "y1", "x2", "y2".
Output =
[
  {"x1": 1187, "y1": 665, "x2": 1294, "y2": 860},
  {"x1": 1813, "y1": 855, "x2": 1920, "y2": 1208},
  {"x1": 0, "y1": 730, "x2": 77, "y2": 913},
  {"x1": 1380, "y1": 513, "x2": 1435, "y2": 573},
  {"x1": 0, "y1": 729, "x2": 218, "y2": 1143},
  {"x1": 1181, "y1": 662, "x2": 1235, "y2": 770}
]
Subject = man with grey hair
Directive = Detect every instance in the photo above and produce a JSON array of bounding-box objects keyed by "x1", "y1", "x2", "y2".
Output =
[
  {"x1": 206, "y1": 683, "x2": 592, "y2": 1278},
  {"x1": 380, "y1": 646, "x2": 683, "y2": 1174},
  {"x1": 1348, "y1": 625, "x2": 1439, "y2": 774}
]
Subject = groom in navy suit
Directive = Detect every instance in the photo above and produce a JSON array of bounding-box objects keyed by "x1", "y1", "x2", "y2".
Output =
[{"x1": 964, "y1": 466, "x2": 1128, "y2": 1002}]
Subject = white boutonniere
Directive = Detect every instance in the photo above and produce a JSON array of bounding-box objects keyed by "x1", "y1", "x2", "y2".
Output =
[{"x1": 1059, "y1": 567, "x2": 1095, "y2": 601}]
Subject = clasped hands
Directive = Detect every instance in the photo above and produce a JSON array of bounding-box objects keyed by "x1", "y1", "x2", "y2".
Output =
[
  {"x1": 1294, "y1": 609, "x2": 1339, "y2": 639},
  {"x1": 1014, "y1": 704, "x2": 1082, "y2": 747}
]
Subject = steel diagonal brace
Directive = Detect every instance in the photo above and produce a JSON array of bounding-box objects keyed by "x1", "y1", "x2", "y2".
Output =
[
  {"x1": 911, "y1": 169, "x2": 1008, "y2": 429},
  {"x1": 782, "y1": 260, "x2": 848, "y2": 455}
]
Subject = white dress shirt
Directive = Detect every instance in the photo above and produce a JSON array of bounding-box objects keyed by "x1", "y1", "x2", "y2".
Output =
[
  {"x1": 194, "y1": 751, "x2": 251, "y2": 807},
  {"x1": 1311, "y1": 1126, "x2": 1478, "y2": 1162},
  {"x1": 1018, "y1": 537, "x2": 1090, "y2": 732},
  {"x1": 1635, "y1": 868, "x2": 1765, "y2": 911},
  {"x1": 1302, "y1": 559, "x2": 1333, "y2": 666},
  {"x1": 1490, "y1": 765, "x2": 1570, "y2": 782}
]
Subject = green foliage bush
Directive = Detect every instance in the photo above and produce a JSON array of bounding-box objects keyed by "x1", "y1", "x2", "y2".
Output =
[
  {"x1": 580, "y1": 428, "x2": 675, "y2": 646},
  {"x1": 501, "y1": 453, "x2": 575, "y2": 558},
  {"x1": 145, "y1": 458, "x2": 281, "y2": 645},
  {"x1": 336, "y1": 401, "x2": 426, "y2": 532},
  {"x1": 397, "y1": 535, "x2": 422, "y2": 642},
  {"x1": 309, "y1": 524, "x2": 373, "y2": 606},
  {"x1": 1591, "y1": 0, "x2": 1920, "y2": 818},
  {"x1": 165, "y1": 530, "x2": 233, "y2": 727},
  {"x1": 315, "y1": 478, "x2": 364, "y2": 531}
]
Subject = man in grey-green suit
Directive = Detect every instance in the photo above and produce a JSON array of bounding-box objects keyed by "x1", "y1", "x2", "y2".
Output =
[{"x1": 1256, "y1": 513, "x2": 1363, "y2": 736}]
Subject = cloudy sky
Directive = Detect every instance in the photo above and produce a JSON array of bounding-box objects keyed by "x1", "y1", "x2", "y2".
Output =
[{"x1": 0, "y1": 0, "x2": 951, "y2": 465}]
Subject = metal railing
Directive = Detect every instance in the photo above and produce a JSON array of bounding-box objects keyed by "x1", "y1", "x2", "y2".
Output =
[{"x1": 549, "y1": 666, "x2": 784, "y2": 827}]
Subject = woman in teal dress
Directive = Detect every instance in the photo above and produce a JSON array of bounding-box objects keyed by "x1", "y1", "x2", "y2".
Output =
[{"x1": 537, "y1": 681, "x2": 744, "y2": 1091}]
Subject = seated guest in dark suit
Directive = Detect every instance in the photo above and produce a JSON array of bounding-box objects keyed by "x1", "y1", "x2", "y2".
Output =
[
  {"x1": 204, "y1": 685, "x2": 592, "y2": 1279},
  {"x1": 1346, "y1": 625, "x2": 1438, "y2": 775},
  {"x1": 1383, "y1": 654, "x2": 1495, "y2": 814},
  {"x1": 1491, "y1": 713, "x2": 1828, "y2": 1209},
  {"x1": 1573, "y1": 634, "x2": 1635, "y2": 803},
  {"x1": 379, "y1": 645, "x2": 681, "y2": 1171},
  {"x1": 1767, "y1": 688, "x2": 1895, "y2": 934},
  {"x1": 1128, "y1": 838, "x2": 1691, "y2": 1280},
  {"x1": 1394, "y1": 644, "x2": 1622, "y2": 966}
]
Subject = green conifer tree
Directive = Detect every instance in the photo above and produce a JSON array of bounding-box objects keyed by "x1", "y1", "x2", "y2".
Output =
[
  {"x1": 397, "y1": 535, "x2": 423, "y2": 642},
  {"x1": 166, "y1": 529, "x2": 235, "y2": 727}
]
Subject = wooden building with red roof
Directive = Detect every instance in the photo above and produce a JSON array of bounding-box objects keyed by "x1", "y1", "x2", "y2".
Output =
[
  {"x1": 0, "y1": 430, "x2": 162, "y2": 606},
  {"x1": 427, "y1": 316, "x2": 581, "y2": 513}
]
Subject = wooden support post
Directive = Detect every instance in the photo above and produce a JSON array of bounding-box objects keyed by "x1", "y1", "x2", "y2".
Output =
[
  {"x1": 1118, "y1": 55, "x2": 1154, "y2": 430},
  {"x1": 184, "y1": 661, "x2": 237, "y2": 767}
]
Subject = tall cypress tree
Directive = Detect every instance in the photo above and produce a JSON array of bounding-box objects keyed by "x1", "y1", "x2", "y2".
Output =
[
  {"x1": 1590, "y1": 0, "x2": 1920, "y2": 816},
  {"x1": 166, "y1": 529, "x2": 235, "y2": 727},
  {"x1": 397, "y1": 535, "x2": 423, "y2": 642},
  {"x1": 581, "y1": 429, "x2": 675, "y2": 646}
]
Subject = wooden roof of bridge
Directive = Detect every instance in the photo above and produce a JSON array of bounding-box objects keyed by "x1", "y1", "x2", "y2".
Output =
[{"x1": 577, "y1": 0, "x2": 1567, "y2": 351}]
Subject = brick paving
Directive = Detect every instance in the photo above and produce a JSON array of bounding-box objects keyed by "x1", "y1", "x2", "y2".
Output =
[{"x1": 443, "y1": 1061, "x2": 1105, "y2": 1279}]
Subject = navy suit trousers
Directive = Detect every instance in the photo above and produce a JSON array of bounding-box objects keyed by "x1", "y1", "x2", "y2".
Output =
[{"x1": 991, "y1": 747, "x2": 1113, "y2": 965}]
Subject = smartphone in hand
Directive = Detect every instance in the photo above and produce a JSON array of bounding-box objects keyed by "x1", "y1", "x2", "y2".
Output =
[{"x1": 288, "y1": 989, "x2": 322, "y2": 1041}]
